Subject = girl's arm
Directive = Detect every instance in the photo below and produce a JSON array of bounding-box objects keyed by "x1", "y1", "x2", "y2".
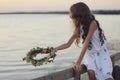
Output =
[
  {"x1": 75, "y1": 21, "x2": 98, "y2": 71},
  {"x1": 54, "y1": 31, "x2": 78, "y2": 51}
]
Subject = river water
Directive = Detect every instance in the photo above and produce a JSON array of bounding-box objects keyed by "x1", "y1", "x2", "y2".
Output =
[{"x1": 0, "y1": 14, "x2": 120, "y2": 80}]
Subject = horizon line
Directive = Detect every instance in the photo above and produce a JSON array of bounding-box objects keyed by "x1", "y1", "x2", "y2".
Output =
[{"x1": 0, "y1": 10, "x2": 120, "y2": 15}]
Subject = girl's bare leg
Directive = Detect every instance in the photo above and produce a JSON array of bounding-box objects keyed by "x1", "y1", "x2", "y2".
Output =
[{"x1": 88, "y1": 70, "x2": 96, "y2": 80}]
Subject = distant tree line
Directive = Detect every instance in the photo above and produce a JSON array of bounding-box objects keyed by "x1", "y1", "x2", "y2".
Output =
[
  {"x1": 0, "y1": 10, "x2": 120, "y2": 14},
  {"x1": 92, "y1": 10, "x2": 120, "y2": 14}
]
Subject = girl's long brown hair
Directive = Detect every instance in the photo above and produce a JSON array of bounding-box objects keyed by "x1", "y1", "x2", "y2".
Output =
[{"x1": 70, "y1": 2, "x2": 106, "y2": 49}]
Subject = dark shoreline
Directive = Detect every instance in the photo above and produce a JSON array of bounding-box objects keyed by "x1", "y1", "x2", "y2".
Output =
[{"x1": 0, "y1": 10, "x2": 120, "y2": 15}]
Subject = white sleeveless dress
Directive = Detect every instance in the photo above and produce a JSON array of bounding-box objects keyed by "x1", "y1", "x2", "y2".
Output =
[{"x1": 81, "y1": 28, "x2": 113, "y2": 80}]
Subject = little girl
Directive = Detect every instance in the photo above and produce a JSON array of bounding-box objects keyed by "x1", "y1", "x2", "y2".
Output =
[{"x1": 50, "y1": 2, "x2": 113, "y2": 80}]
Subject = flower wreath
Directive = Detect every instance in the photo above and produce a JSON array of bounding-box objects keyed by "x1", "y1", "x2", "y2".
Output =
[{"x1": 23, "y1": 47, "x2": 57, "y2": 66}]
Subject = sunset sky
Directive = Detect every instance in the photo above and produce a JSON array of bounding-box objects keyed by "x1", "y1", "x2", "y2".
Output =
[{"x1": 0, "y1": 0, "x2": 120, "y2": 12}]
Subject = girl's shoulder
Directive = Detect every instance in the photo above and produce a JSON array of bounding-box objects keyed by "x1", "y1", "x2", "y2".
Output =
[
  {"x1": 89, "y1": 20, "x2": 98, "y2": 31},
  {"x1": 90, "y1": 20, "x2": 98, "y2": 27}
]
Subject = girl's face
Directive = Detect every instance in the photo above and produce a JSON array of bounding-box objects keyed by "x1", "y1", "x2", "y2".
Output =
[{"x1": 69, "y1": 11, "x2": 76, "y2": 24}]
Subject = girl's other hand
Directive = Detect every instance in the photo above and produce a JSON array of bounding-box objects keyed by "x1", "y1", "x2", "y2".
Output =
[{"x1": 74, "y1": 62, "x2": 81, "y2": 73}]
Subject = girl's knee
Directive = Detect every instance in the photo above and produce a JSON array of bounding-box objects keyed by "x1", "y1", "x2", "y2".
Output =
[
  {"x1": 88, "y1": 70, "x2": 96, "y2": 80},
  {"x1": 88, "y1": 70, "x2": 95, "y2": 75}
]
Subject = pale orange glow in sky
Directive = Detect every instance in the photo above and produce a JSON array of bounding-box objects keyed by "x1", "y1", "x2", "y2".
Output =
[{"x1": 0, "y1": 0, "x2": 120, "y2": 12}]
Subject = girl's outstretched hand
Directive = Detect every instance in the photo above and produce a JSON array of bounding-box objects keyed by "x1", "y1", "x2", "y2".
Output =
[
  {"x1": 50, "y1": 48, "x2": 57, "y2": 56},
  {"x1": 41, "y1": 48, "x2": 57, "y2": 55}
]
